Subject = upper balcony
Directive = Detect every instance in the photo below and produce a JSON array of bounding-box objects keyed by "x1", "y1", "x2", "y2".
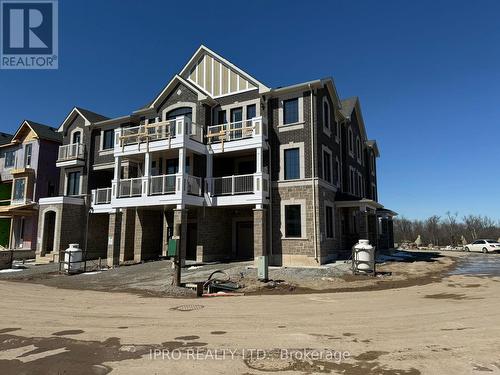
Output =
[
  {"x1": 206, "y1": 117, "x2": 267, "y2": 154},
  {"x1": 114, "y1": 116, "x2": 205, "y2": 157},
  {"x1": 56, "y1": 143, "x2": 85, "y2": 167}
]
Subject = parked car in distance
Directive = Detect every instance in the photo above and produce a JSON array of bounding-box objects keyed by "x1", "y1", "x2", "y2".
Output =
[{"x1": 464, "y1": 239, "x2": 500, "y2": 253}]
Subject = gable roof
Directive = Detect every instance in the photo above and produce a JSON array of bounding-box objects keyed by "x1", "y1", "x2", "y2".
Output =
[
  {"x1": 140, "y1": 75, "x2": 211, "y2": 112},
  {"x1": 340, "y1": 97, "x2": 357, "y2": 118},
  {"x1": 179, "y1": 45, "x2": 269, "y2": 98},
  {"x1": 0, "y1": 132, "x2": 13, "y2": 147},
  {"x1": 12, "y1": 120, "x2": 62, "y2": 143},
  {"x1": 340, "y1": 96, "x2": 368, "y2": 141},
  {"x1": 58, "y1": 107, "x2": 109, "y2": 132}
]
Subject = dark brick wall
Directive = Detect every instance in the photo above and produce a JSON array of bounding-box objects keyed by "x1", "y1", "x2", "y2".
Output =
[{"x1": 268, "y1": 90, "x2": 313, "y2": 181}]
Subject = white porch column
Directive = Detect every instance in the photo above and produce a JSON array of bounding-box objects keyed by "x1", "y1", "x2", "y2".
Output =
[
  {"x1": 143, "y1": 152, "x2": 151, "y2": 197},
  {"x1": 177, "y1": 148, "x2": 186, "y2": 195},
  {"x1": 113, "y1": 156, "x2": 121, "y2": 198},
  {"x1": 256, "y1": 147, "x2": 262, "y2": 173}
]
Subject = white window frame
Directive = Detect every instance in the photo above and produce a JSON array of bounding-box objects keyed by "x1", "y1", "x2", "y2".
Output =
[
  {"x1": 335, "y1": 119, "x2": 340, "y2": 144},
  {"x1": 348, "y1": 127, "x2": 354, "y2": 157},
  {"x1": 321, "y1": 145, "x2": 333, "y2": 184},
  {"x1": 334, "y1": 156, "x2": 341, "y2": 188},
  {"x1": 280, "y1": 199, "x2": 307, "y2": 240},
  {"x1": 322, "y1": 97, "x2": 331, "y2": 136},
  {"x1": 24, "y1": 142, "x2": 33, "y2": 168},
  {"x1": 64, "y1": 169, "x2": 83, "y2": 197},
  {"x1": 4, "y1": 149, "x2": 16, "y2": 169},
  {"x1": 371, "y1": 183, "x2": 377, "y2": 201},
  {"x1": 370, "y1": 153, "x2": 376, "y2": 176},
  {"x1": 70, "y1": 127, "x2": 83, "y2": 145},
  {"x1": 12, "y1": 176, "x2": 27, "y2": 203},
  {"x1": 215, "y1": 98, "x2": 260, "y2": 125},
  {"x1": 278, "y1": 93, "x2": 304, "y2": 130},
  {"x1": 279, "y1": 142, "x2": 305, "y2": 181},
  {"x1": 100, "y1": 127, "x2": 116, "y2": 154},
  {"x1": 356, "y1": 136, "x2": 362, "y2": 164},
  {"x1": 324, "y1": 201, "x2": 335, "y2": 239}
]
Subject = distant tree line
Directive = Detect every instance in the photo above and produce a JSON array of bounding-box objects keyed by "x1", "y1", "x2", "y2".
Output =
[{"x1": 393, "y1": 212, "x2": 500, "y2": 246}]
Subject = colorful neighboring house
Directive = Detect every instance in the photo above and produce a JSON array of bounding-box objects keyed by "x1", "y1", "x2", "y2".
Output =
[{"x1": 0, "y1": 121, "x2": 61, "y2": 255}]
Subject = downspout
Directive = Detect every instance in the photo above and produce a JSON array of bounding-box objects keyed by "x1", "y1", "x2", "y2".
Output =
[{"x1": 309, "y1": 84, "x2": 318, "y2": 263}]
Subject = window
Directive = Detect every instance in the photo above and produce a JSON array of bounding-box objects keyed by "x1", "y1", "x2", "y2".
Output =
[
  {"x1": 246, "y1": 104, "x2": 256, "y2": 120},
  {"x1": 285, "y1": 205, "x2": 301, "y2": 237},
  {"x1": 12, "y1": 178, "x2": 26, "y2": 202},
  {"x1": 4, "y1": 150, "x2": 15, "y2": 168},
  {"x1": 165, "y1": 107, "x2": 192, "y2": 121},
  {"x1": 72, "y1": 131, "x2": 81, "y2": 144},
  {"x1": 371, "y1": 184, "x2": 377, "y2": 201},
  {"x1": 350, "y1": 168, "x2": 355, "y2": 194},
  {"x1": 348, "y1": 128, "x2": 354, "y2": 155},
  {"x1": 283, "y1": 98, "x2": 299, "y2": 125},
  {"x1": 24, "y1": 144, "x2": 32, "y2": 167},
  {"x1": 166, "y1": 159, "x2": 179, "y2": 175},
  {"x1": 335, "y1": 120, "x2": 340, "y2": 141},
  {"x1": 323, "y1": 98, "x2": 330, "y2": 132},
  {"x1": 217, "y1": 110, "x2": 227, "y2": 125},
  {"x1": 356, "y1": 137, "x2": 361, "y2": 162},
  {"x1": 334, "y1": 158, "x2": 340, "y2": 187},
  {"x1": 370, "y1": 153, "x2": 376, "y2": 174},
  {"x1": 67, "y1": 171, "x2": 81, "y2": 196},
  {"x1": 323, "y1": 149, "x2": 332, "y2": 183},
  {"x1": 325, "y1": 205, "x2": 334, "y2": 238},
  {"x1": 284, "y1": 148, "x2": 300, "y2": 180},
  {"x1": 102, "y1": 129, "x2": 114, "y2": 150}
]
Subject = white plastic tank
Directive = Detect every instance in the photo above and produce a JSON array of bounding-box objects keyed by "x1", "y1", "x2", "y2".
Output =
[
  {"x1": 353, "y1": 239, "x2": 375, "y2": 273},
  {"x1": 64, "y1": 244, "x2": 82, "y2": 273}
]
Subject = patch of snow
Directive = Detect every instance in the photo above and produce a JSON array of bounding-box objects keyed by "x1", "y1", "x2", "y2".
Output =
[
  {"x1": 0, "y1": 269, "x2": 23, "y2": 273},
  {"x1": 82, "y1": 271, "x2": 101, "y2": 275},
  {"x1": 188, "y1": 266, "x2": 203, "y2": 270}
]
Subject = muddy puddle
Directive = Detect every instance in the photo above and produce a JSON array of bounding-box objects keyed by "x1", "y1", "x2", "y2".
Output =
[{"x1": 449, "y1": 254, "x2": 500, "y2": 277}]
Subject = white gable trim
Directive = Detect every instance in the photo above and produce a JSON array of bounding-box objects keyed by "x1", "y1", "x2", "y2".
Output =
[
  {"x1": 148, "y1": 75, "x2": 208, "y2": 110},
  {"x1": 57, "y1": 108, "x2": 92, "y2": 132},
  {"x1": 179, "y1": 45, "x2": 269, "y2": 96}
]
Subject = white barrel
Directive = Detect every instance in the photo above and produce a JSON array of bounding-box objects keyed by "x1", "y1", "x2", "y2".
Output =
[
  {"x1": 64, "y1": 244, "x2": 82, "y2": 273},
  {"x1": 353, "y1": 239, "x2": 374, "y2": 273}
]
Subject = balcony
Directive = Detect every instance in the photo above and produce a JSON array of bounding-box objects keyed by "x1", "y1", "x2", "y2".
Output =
[
  {"x1": 206, "y1": 117, "x2": 267, "y2": 153},
  {"x1": 56, "y1": 143, "x2": 85, "y2": 167},
  {"x1": 115, "y1": 116, "x2": 205, "y2": 156},
  {"x1": 205, "y1": 173, "x2": 269, "y2": 206}
]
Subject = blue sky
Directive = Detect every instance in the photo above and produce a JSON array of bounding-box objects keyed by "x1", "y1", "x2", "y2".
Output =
[{"x1": 1, "y1": 0, "x2": 499, "y2": 220}]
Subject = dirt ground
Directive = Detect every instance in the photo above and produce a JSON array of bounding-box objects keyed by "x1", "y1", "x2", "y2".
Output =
[
  {"x1": 0, "y1": 251, "x2": 499, "y2": 374},
  {"x1": 0, "y1": 250, "x2": 457, "y2": 297}
]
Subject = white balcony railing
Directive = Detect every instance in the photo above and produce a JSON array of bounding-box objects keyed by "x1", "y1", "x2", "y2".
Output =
[
  {"x1": 185, "y1": 175, "x2": 202, "y2": 196},
  {"x1": 116, "y1": 116, "x2": 203, "y2": 148},
  {"x1": 206, "y1": 117, "x2": 266, "y2": 144},
  {"x1": 119, "y1": 178, "x2": 143, "y2": 198},
  {"x1": 149, "y1": 174, "x2": 176, "y2": 195},
  {"x1": 58, "y1": 143, "x2": 85, "y2": 161},
  {"x1": 209, "y1": 174, "x2": 254, "y2": 196},
  {"x1": 94, "y1": 188, "x2": 112, "y2": 205}
]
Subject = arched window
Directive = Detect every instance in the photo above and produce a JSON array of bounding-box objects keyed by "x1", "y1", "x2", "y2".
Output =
[
  {"x1": 165, "y1": 107, "x2": 192, "y2": 121},
  {"x1": 322, "y1": 98, "x2": 330, "y2": 131},
  {"x1": 72, "y1": 131, "x2": 81, "y2": 144}
]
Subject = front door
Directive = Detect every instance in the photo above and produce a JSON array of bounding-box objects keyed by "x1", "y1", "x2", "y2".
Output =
[
  {"x1": 230, "y1": 107, "x2": 243, "y2": 140},
  {"x1": 236, "y1": 221, "x2": 253, "y2": 260},
  {"x1": 186, "y1": 223, "x2": 197, "y2": 261}
]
